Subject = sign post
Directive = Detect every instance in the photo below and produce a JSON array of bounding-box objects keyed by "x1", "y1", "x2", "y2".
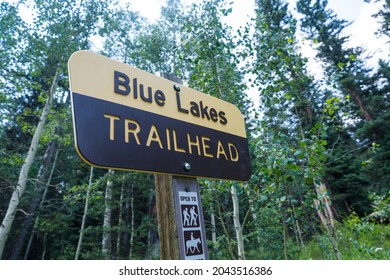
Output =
[
  {"x1": 154, "y1": 74, "x2": 182, "y2": 260},
  {"x1": 155, "y1": 174, "x2": 180, "y2": 259},
  {"x1": 68, "y1": 50, "x2": 251, "y2": 260}
]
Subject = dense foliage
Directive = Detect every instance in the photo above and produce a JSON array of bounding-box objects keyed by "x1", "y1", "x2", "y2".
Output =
[{"x1": 0, "y1": 0, "x2": 389, "y2": 260}]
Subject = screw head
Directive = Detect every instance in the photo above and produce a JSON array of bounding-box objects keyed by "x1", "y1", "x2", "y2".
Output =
[
  {"x1": 173, "y1": 84, "x2": 181, "y2": 92},
  {"x1": 183, "y1": 162, "x2": 191, "y2": 172}
]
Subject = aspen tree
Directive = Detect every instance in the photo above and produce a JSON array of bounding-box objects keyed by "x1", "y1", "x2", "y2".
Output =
[
  {"x1": 75, "y1": 167, "x2": 94, "y2": 260},
  {"x1": 102, "y1": 169, "x2": 114, "y2": 259},
  {"x1": 0, "y1": 69, "x2": 60, "y2": 259}
]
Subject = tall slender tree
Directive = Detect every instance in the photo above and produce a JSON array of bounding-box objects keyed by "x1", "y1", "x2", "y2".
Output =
[
  {"x1": 0, "y1": 0, "x2": 108, "y2": 259},
  {"x1": 249, "y1": 0, "x2": 344, "y2": 259},
  {"x1": 180, "y1": 0, "x2": 253, "y2": 259},
  {"x1": 297, "y1": 0, "x2": 390, "y2": 215}
]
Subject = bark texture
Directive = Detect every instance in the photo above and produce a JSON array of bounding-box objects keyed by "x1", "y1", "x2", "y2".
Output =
[
  {"x1": 231, "y1": 186, "x2": 245, "y2": 260},
  {"x1": 155, "y1": 174, "x2": 180, "y2": 259}
]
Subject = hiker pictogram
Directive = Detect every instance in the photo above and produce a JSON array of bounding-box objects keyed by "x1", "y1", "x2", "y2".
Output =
[
  {"x1": 181, "y1": 205, "x2": 199, "y2": 227},
  {"x1": 183, "y1": 207, "x2": 190, "y2": 226},
  {"x1": 190, "y1": 206, "x2": 198, "y2": 226}
]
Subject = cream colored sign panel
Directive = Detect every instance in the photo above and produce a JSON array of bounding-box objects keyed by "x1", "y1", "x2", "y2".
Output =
[{"x1": 68, "y1": 50, "x2": 246, "y2": 138}]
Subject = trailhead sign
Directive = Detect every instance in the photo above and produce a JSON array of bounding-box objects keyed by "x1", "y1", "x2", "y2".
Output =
[{"x1": 68, "y1": 50, "x2": 251, "y2": 181}]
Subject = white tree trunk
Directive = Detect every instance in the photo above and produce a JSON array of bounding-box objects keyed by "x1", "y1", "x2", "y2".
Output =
[
  {"x1": 129, "y1": 184, "x2": 135, "y2": 259},
  {"x1": 102, "y1": 169, "x2": 114, "y2": 259},
  {"x1": 210, "y1": 212, "x2": 217, "y2": 243},
  {"x1": 231, "y1": 185, "x2": 245, "y2": 260},
  {"x1": 11, "y1": 139, "x2": 57, "y2": 259},
  {"x1": 115, "y1": 183, "x2": 124, "y2": 258},
  {"x1": 75, "y1": 167, "x2": 94, "y2": 260},
  {"x1": 314, "y1": 182, "x2": 335, "y2": 227},
  {"x1": 0, "y1": 68, "x2": 60, "y2": 259},
  {"x1": 314, "y1": 182, "x2": 342, "y2": 260},
  {"x1": 247, "y1": 189, "x2": 261, "y2": 246},
  {"x1": 24, "y1": 149, "x2": 59, "y2": 260}
]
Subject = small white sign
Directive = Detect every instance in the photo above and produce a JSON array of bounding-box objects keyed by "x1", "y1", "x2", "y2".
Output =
[{"x1": 177, "y1": 189, "x2": 206, "y2": 260}]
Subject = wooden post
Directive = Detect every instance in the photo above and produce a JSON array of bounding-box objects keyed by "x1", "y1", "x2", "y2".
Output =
[
  {"x1": 155, "y1": 73, "x2": 183, "y2": 260},
  {"x1": 155, "y1": 174, "x2": 180, "y2": 259},
  {"x1": 154, "y1": 74, "x2": 208, "y2": 260}
]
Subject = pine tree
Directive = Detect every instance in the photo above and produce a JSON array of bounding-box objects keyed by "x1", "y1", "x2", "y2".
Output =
[
  {"x1": 250, "y1": 0, "x2": 346, "y2": 259},
  {"x1": 297, "y1": 0, "x2": 390, "y2": 216},
  {"x1": 365, "y1": 0, "x2": 390, "y2": 38}
]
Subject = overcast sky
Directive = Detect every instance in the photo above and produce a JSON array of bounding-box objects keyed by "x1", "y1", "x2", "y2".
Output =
[
  {"x1": 10, "y1": 0, "x2": 388, "y2": 72},
  {"x1": 129, "y1": 0, "x2": 388, "y2": 68},
  {"x1": 11, "y1": 0, "x2": 387, "y2": 64},
  {"x1": 130, "y1": 0, "x2": 365, "y2": 23}
]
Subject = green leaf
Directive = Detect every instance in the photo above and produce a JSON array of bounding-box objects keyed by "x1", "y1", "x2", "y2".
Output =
[
  {"x1": 294, "y1": 150, "x2": 302, "y2": 157},
  {"x1": 260, "y1": 195, "x2": 268, "y2": 202}
]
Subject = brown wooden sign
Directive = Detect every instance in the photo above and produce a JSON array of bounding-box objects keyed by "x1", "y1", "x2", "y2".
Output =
[{"x1": 68, "y1": 50, "x2": 251, "y2": 181}]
